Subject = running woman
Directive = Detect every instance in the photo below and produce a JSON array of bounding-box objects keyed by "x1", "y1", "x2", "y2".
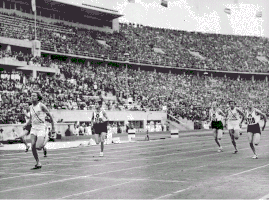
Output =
[
  {"x1": 22, "y1": 109, "x2": 47, "y2": 156},
  {"x1": 209, "y1": 102, "x2": 225, "y2": 152},
  {"x1": 245, "y1": 101, "x2": 266, "y2": 159},
  {"x1": 91, "y1": 99, "x2": 109, "y2": 157},
  {"x1": 24, "y1": 91, "x2": 55, "y2": 169},
  {"x1": 225, "y1": 100, "x2": 245, "y2": 154}
]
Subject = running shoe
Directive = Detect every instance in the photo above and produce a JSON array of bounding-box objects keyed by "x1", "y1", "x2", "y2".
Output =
[
  {"x1": 31, "y1": 164, "x2": 42, "y2": 170},
  {"x1": 25, "y1": 145, "x2": 30, "y2": 152},
  {"x1": 252, "y1": 155, "x2": 258, "y2": 159},
  {"x1": 233, "y1": 150, "x2": 238, "y2": 154},
  {"x1": 217, "y1": 147, "x2": 223, "y2": 152},
  {"x1": 99, "y1": 152, "x2": 104, "y2": 157}
]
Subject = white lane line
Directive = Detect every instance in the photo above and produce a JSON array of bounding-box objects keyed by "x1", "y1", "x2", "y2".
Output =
[
  {"x1": 0, "y1": 135, "x2": 184, "y2": 157},
  {"x1": 0, "y1": 171, "x2": 55, "y2": 181},
  {"x1": 153, "y1": 157, "x2": 269, "y2": 199},
  {"x1": 259, "y1": 193, "x2": 269, "y2": 200},
  {"x1": 41, "y1": 142, "x2": 269, "y2": 168},
  {"x1": 154, "y1": 186, "x2": 192, "y2": 199},
  {"x1": 43, "y1": 173, "x2": 188, "y2": 183},
  {"x1": 59, "y1": 176, "x2": 194, "y2": 199},
  {"x1": 1, "y1": 137, "x2": 267, "y2": 175},
  {"x1": 0, "y1": 143, "x2": 251, "y2": 193},
  {"x1": 0, "y1": 134, "x2": 255, "y2": 166},
  {"x1": 0, "y1": 150, "x2": 228, "y2": 193},
  {"x1": 0, "y1": 163, "x2": 73, "y2": 175},
  {"x1": 0, "y1": 135, "x2": 213, "y2": 161},
  {"x1": 0, "y1": 135, "x2": 225, "y2": 163},
  {"x1": 227, "y1": 163, "x2": 269, "y2": 177},
  {"x1": 59, "y1": 181, "x2": 134, "y2": 199}
]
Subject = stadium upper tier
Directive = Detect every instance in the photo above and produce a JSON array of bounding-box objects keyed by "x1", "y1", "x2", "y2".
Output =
[{"x1": 0, "y1": 11, "x2": 268, "y2": 72}]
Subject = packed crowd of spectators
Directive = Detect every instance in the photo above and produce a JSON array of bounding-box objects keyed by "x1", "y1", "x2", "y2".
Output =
[
  {"x1": 1, "y1": 11, "x2": 269, "y2": 124},
  {"x1": 1, "y1": 57, "x2": 269, "y2": 124},
  {"x1": 0, "y1": 11, "x2": 268, "y2": 72}
]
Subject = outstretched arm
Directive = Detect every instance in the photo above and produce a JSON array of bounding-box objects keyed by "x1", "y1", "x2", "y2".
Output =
[
  {"x1": 236, "y1": 108, "x2": 245, "y2": 126},
  {"x1": 256, "y1": 109, "x2": 267, "y2": 131},
  {"x1": 103, "y1": 111, "x2": 109, "y2": 121}
]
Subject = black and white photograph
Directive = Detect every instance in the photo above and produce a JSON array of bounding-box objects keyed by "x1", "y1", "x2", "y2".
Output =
[{"x1": 0, "y1": 0, "x2": 269, "y2": 199}]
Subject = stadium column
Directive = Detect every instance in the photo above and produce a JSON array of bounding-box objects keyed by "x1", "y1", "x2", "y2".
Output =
[
  {"x1": 252, "y1": 75, "x2": 254, "y2": 82},
  {"x1": 32, "y1": 70, "x2": 37, "y2": 79},
  {"x1": 266, "y1": 76, "x2": 268, "y2": 82},
  {"x1": 6, "y1": 45, "x2": 11, "y2": 52},
  {"x1": 112, "y1": 19, "x2": 120, "y2": 32},
  {"x1": 32, "y1": 40, "x2": 41, "y2": 57}
]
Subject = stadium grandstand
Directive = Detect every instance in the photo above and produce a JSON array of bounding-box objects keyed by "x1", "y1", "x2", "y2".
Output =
[
  {"x1": 2, "y1": 0, "x2": 269, "y2": 199},
  {"x1": 0, "y1": 0, "x2": 269, "y2": 132}
]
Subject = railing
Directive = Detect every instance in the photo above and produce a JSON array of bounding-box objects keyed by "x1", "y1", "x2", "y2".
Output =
[
  {"x1": 39, "y1": 48, "x2": 269, "y2": 75},
  {"x1": 167, "y1": 113, "x2": 182, "y2": 125}
]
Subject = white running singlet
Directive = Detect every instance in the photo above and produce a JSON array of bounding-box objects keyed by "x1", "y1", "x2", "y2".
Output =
[
  {"x1": 209, "y1": 108, "x2": 222, "y2": 121},
  {"x1": 93, "y1": 110, "x2": 105, "y2": 123},
  {"x1": 30, "y1": 102, "x2": 47, "y2": 129},
  {"x1": 227, "y1": 107, "x2": 240, "y2": 121},
  {"x1": 246, "y1": 108, "x2": 260, "y2": 125}
]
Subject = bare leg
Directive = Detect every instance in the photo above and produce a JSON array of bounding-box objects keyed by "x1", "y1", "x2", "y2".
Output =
[
  {"x1": 43, "y1": 147, "x2": 47, "y2": 157},
  {"x1": 21, "y1": 136, "x2": 30, "y2": 152},
  {"x1": 230, "y1": 130, "x2": 238, "y2": 153},
  {"x1": 30, "y1": 134, "x2": 41, "y2": 167},
  {"x1": 248, "y1": 132, "x2": 256, "y2": 156}
]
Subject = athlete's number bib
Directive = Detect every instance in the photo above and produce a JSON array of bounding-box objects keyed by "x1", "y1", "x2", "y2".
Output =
[
  {"x1": 247, "y1": 117, "x2": 255, "y2": 125},
  {"x1": 95, "y1": 113, "x2": 103, "y2": 123}
]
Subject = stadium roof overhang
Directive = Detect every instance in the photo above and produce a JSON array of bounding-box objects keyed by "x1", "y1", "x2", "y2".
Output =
[{"x1": 38, "y1": 0, "x2": 123, "y2": 20}]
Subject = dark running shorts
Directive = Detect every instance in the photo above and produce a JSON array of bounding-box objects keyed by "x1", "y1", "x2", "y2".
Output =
[
  {"x1": 211, "y1": 121, "x2": 224, "y2": 130},
  {"x1": 23, "y1": 124, "x2": 32, "y2": 132},
  {"x1": 247, "y1": 123, "x2": 261, "y2": 134},
  {"x1": 93, "y1": 122, "x2": 107, "y2": 134}
]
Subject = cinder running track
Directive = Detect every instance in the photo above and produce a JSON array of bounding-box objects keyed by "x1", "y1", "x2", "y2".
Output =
[{"x1": 1, "y1": 131, "x2": 269, "y2": 199}]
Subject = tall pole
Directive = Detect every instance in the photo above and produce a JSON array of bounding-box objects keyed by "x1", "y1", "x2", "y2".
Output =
[
  {"x1": 35, "y1": 9, "x2": 37, "y2": 40},
  {"x1": 260, "y1": 17, "x2": 262, "y2": 37}
]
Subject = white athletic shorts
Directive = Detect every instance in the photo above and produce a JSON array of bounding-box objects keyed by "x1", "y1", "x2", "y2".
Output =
[
  {"x1": 30, "y1": 125, "x2": 49, "y2": 150},
  {"x1": 227, "y1": 120, "x2": 240, "y2": 131}
]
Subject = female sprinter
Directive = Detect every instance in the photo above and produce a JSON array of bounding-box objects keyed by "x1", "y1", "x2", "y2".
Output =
[
  {"x1": 24, "y1": 91, "x2": 55, "y2": 169},
  {"x1": 245, "y1": 101, "x2": 266, "y2": 159},
  {"x1": 209, "y1": 102, "x2": 225, "y2": 152}
]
